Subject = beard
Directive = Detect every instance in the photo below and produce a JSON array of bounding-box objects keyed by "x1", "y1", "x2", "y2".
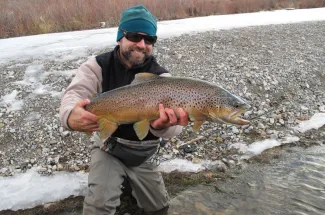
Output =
[{"x1": 120, "y1": 46, "x2": 151, "y2": 66}]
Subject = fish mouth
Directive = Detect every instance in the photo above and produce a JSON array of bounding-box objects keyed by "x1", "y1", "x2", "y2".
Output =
[{"x1": 222, "y1": 108, "x2": 250, "y2": 125}]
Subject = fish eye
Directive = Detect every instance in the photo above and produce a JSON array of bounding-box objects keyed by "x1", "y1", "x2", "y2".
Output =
[{"x1": 234, "y1": 103, "x2": 241, "y2": 109}]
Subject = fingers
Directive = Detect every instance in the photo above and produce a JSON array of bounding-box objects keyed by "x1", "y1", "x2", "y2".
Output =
[
  {"x1": 158, "y1": 104, "x2": 168, "y2": 123},
  {"x1": 177, "y1": 108, "x2": 189, "y2": 126},
  {"x1": 68, "y1": 99, "x2": 99, "y2": 132},
  {"x1": 83, "y1": 122, "x2": 100, "y2": 132},
  {"x1": 165, "y1": 107, "x2": 188, "y2": 126},
  {"x1": 165, "y1": 108, "x2": 178, "y2": 125},
  {"x1": 79, "y1": 118, "x2": 98, "y2": 128},
  {"x1": 150, "y1": 104, "x2": 189, "y2": 130},
  {"x1": 81, "y1": 110, "x2": 98, "y2": 123},
  {"x1": 75, "y1": 99, "x2": 97, "y2": 122}
]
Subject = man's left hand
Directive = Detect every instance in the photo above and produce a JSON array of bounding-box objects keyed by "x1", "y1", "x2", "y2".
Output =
[{"x1": 150, "y1": 104, "x2": 188, "y2": 130}]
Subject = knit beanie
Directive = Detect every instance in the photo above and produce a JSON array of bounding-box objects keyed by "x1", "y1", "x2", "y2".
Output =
[{"x1": 116, "y1": 5, "x2": 157, "y2": 42}]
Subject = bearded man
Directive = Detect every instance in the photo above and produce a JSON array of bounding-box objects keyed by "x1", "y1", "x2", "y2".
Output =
[{"x1": 59, "y1": 4, "x2": 188, "y2": 215}]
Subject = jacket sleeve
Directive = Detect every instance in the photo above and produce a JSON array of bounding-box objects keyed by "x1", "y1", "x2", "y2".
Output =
[
  {"x1": 149, "y1": 72, "x2": 184, "y2": 138},
  {"x1": 149, "y1": 125, "x2": 183, "y2": 139},
  {"x1": 59, "y1": 59, "x2": 102, "y2": 129}
]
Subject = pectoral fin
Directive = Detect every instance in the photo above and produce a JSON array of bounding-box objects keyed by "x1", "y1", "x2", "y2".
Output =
[
  {"x1": 98, "y1": 117, "x2": 118, "y2": 141},
  {"x1": 85, "y1": 131, "x2": 93, "y2": 136},
  {"x1": 192, "y1": 121, "x2": 204, "y2": 133},
  {"x1": 134, "y1": 119, "x2": 150, "y2": 140},
  {"x1": 208, "y1": 108, "x2": 221, "y2": 121},
  {"x1": 189, "y1": 108, "x2": 206, "y2": 122}
]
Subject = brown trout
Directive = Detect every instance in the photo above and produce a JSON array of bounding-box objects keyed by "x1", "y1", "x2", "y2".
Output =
[{"x1": 85, "y1": 73, "x2": 250, "y2": 141}]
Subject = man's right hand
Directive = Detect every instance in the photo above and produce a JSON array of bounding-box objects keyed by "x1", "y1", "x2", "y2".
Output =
[{"x1": 67, "y1": 99, "x2": 99, "y2": 132}]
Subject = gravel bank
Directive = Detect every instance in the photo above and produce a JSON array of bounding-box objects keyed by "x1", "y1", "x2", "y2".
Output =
[{"x1": 0, "y1": 21, "x2": 324, "y2": 178}]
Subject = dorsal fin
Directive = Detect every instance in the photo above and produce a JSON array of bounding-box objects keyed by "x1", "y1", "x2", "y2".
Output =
[{"x1": 131, "y1": 72, "x2": 160, "y2": 85}]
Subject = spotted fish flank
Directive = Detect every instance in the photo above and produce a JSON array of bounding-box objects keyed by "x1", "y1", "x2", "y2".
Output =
[{"x1": 85, "y1": 73, "x2": 250, "y2": 141}]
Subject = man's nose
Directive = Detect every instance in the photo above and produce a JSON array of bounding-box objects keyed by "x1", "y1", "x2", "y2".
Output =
[{"x1": 135, "y1": 38, "x2": 146, "y2": 48}]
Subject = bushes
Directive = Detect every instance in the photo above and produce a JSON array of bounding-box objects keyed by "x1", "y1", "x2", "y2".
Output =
[
  {"x1": 299, "y1": 0, "x2": 325, "y2": 8},
  {"x1": 1, "y1": 0, "x2": 324, "y2": 38}
]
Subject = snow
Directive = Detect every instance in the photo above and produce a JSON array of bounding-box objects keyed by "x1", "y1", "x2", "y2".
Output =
[
  {"x1": 0, "y1": 90, "x2": 24, "y2": 113},
  {"x1": 294, "y1": 113, "x2": 325, "y2": 133},
  {"x1": 0, "y1": 169, "x2": 88, "y2": 211}
]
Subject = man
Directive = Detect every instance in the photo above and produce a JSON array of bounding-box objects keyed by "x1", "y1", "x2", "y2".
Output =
[{"x1": 59, "y1": 5, "x2": 188, "y2": 215}]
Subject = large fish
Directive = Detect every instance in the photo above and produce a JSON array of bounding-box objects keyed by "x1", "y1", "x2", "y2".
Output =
[{"x1": 85, "y1": 73, "x2": 250, "y2": 141}]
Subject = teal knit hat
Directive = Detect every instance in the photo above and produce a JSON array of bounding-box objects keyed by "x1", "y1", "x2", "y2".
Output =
[{"x1": 116, "y1": 5, "x2": 157, "y2": 42}]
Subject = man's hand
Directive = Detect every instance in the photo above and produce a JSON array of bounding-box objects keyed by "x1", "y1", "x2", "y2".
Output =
[
  {"x1": 150, "y1": 104, "x2": 188, "y2": 130},
  {"x1": 67, "y1": 99, "x2": 99, "y2": 132}
]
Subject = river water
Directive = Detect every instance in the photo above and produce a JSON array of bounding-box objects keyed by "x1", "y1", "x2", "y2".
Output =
[
  {"x1": 168, "y1": 145, "x2": 325, "y2": 215},
  {"x1": 8, "y1": 144, "x2": 324, "y2": 215}
]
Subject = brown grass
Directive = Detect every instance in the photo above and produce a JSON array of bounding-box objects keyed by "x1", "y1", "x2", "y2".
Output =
[{"x1": 1, "y1": 0, "x2": 324, "y2": 38}]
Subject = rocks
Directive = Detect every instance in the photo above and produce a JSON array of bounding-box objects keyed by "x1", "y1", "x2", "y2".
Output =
[
  {"x1": 57, "y1": 164, "x2": 64, "y2": 171},
  {"x1": 319, "y1": 106, "x2": 325, "y2": 113},
  {"x1": 0, "y1": 21, "x2": 325, "y2": 177},
  {"x1": 0, "y1": 168, "x2": 8, "y2": 174},
  {"x1": 209, "y1": 160, "x2": 228, "y2": 173}
]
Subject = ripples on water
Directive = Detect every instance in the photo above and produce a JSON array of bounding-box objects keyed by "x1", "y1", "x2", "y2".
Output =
[{"x1": 168, "y1": 146, "x2": 325, "y2": 215}]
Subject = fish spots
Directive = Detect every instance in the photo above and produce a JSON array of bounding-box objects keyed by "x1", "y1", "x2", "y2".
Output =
[{"x1": 86, "y1": 75, "x2": 250, "y2": 138}]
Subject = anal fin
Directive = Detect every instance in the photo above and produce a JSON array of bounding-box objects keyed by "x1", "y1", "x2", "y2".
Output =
[
  {"x1": 133, "y1": 119, "x2": 150, "y2": 140},
  {"x1": 192, "y1": 121, "x2": 204, "y2": 133}
]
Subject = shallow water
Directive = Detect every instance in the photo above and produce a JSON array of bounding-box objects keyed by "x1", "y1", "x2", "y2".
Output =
[
  {"x1": 7, "y1": 145, "x2": 324, "y2": 215},
  {"x1": 168, "y1": 145, "x2": 325, "y2": 215}
]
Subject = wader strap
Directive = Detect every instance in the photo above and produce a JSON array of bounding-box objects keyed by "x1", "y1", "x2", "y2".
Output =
[
  {"x1": 101, "y1": 137, "x2": 162, "y2": 167},
  {"x1": 115, "y1": 137, "x2": 161, "y2": 147},
  {"x1": 102, "y1": 137, "x2": 160, "y2": 150}
]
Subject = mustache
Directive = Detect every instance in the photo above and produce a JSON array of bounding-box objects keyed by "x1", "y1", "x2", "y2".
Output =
[{"x1": 129, "y1": 47, "x2": 146, "y2": 53}]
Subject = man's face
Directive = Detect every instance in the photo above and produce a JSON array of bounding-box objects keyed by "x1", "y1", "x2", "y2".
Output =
[{"x1": 118, "y1": 33, "x2": 153, "y2": 67}]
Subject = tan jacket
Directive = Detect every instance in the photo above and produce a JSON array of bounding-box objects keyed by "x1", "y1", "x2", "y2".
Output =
[{"x1": 59, "y1": 58, "x2": 183, "y2": 138}]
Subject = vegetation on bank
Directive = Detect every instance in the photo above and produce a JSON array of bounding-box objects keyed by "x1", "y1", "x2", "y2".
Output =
[{"x1": 1, "y1": 0, "x2": 325, "y2": 39}]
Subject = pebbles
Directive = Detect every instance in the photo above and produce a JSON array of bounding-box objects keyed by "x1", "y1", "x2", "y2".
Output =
[{"x1": 0, "y1": 21, "x2": 325, "y2": 177}]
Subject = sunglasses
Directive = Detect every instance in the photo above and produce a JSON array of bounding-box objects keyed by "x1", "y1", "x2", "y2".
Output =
[{"x1": 119, "y1": 28, "x2": 157, "y2": 45}]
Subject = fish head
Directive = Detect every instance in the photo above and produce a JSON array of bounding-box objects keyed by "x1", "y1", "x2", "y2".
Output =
[{"x1": 208, "y1": 88, "x2": 251, "y2": 125}]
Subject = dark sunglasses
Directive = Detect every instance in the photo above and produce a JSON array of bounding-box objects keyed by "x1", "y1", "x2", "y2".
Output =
[{"x1": 119, "y1": 28, "x2": 157, "y2": 45}]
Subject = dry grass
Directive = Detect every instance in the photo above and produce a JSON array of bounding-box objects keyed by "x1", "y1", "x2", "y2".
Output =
[{"x1": 1, "y1": 0, "x2": 324, "y2": 38}]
